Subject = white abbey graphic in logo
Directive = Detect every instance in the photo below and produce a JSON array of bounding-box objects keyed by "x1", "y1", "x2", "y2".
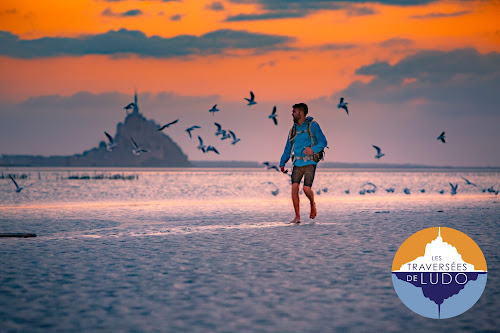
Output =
[
  {"x1": 394, "y1": 228, "x2": 485, "y2": 273},
  {"x1": 392, "y1": 227, "x2": 488, "y2": 319}
]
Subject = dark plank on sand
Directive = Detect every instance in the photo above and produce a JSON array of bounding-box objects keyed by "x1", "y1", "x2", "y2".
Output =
[{"x1": 0, "y1": 233, "x2": 37, "y2": 238}]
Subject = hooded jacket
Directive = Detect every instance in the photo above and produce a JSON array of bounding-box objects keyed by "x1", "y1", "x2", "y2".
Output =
[{"x1": 279, "y1": 116, "x2": 328, "y2": 167}]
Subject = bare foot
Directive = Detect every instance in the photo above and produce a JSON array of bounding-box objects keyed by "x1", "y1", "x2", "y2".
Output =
[
  {"x1": 310, "y1": 202, "x2": 317, "y2": 219},
  {"x1": 288, "y1": 217, "x2": 301, "y2": 224}
]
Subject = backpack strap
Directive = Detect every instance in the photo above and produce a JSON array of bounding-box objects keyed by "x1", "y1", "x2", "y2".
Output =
[{"x1": 307, "y1": 121, "x2": 315, "y2": 147}]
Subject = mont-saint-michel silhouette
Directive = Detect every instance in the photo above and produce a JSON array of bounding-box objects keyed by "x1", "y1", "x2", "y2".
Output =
[{"x1": 1, "y1": 92, "x2": 190, "y2": 167}]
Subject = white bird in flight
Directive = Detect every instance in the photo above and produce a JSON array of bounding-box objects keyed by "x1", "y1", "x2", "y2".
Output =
[
  {"x1": 197, "y1": 136, "x2": 206, "y2": 152},
  {"x1": 214, "y1": 123, "x2": 224, "y2": 136},
  {"x1": 269, "y1": 106, "x2": 278, "y2": 125},
  {"x1": 450, "y1": 183, "x2": 458, "y2": 195},
  {"x1": 372, "y1": 145, "x2": 385, "y2": 159},
  {"x1": 104, "y1": 131, "x2": 118, "y2": 152},
  {"x1": 461, "y1": 177, "x2": 477, "y2": 187},
  {"x1": 209, "y1": 104, "x2": 219, "y2": 115},
  {"x1": 245, "y1": 91, "x2": 257, "y2": 106},
  {"x1": 186, "y1": 125, "x2": 201, "y2": 138},
  {"x1": 123, "y1": 102, "x2": 135, "y2": 110},
  {"x1": 220, "y1": 130, "x2": 231, "y2": 140},
  {"x1": 338, "y1": 97, "x2": 348, "y2": 115},
  {"x1": 437, "y1": 131, "x2": 446, "y2": 143},
  {"x1": 9, "y1": 175, "x2": 33, "y2": 193},
  {"x1": 130, "y1": 137, "x2": 149, "y2": 155},
  {"x1": 206, "y1": 145, "x2": 219, "y2": 154},
  {"x1": 158, "y1": 119, "x2": 179, "y2": 131},
  {"x1": 229, "y1": 130, "x2": 240, "y2": 145}
]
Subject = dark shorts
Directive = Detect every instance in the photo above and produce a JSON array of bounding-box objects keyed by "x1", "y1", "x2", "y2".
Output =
[{"x1": 291, "y1": 164, "x2": 317, "y2": 187}]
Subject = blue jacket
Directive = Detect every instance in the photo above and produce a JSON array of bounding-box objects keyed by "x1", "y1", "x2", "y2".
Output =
[{"x1": 280, "y1": 116, "x2": 328, "y2": 167}]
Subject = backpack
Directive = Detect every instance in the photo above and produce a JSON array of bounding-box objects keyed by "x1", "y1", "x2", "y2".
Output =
[{"x1": 288, "y1": 120, "x2": 326, "y2": 163}]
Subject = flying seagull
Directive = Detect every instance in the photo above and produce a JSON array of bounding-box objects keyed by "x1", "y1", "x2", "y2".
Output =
[
  {"x1": 262, "y1": 162, "x2": 279, "y2": 171},
  {"x1": 450, "y1": 183, "x2": 458, "y2": 195},
  {"x1": 220, "y1": 130, "x2": 231, "y2": 140},
  {"x1": 104, "y1": 131, "x2": 118, "y2": 152},
  {"x1": 206, "y1": 145, "x2": 219, "y2": 154},
  {"x1": 197, "y1": 136, "x2": 206, "y2": 153},
  {"x1": 209, "y1": 104, "x2": 219, "y2": 115},
  {"x1": 130, "y1": 137, "x2": 149, "y2": 155},
  {"x1": 245, "y1": 91, "x2": 257, "y2": 106},
  {"x1": 124, "y1": 102, "x2": 135, "y2": 110},
  {"x1": 269, "y1": 106, "x2": 278, "y2": 125},
  {"x1": 9, "y1": 175, "x2": 32, "y2": 193},
  {"x1": 214, "y1": 123, "x2": 224, "y2": 136},
  {"x1": 461, "y1": 177, "x2": 477, "y2": 187},
  {"x1": 372, "y1": 145, "x2": 385, "y2": 159},
  {"x1": 158, "y1": 119, "x2": 179, "y2": 131},
  {"x1": 338, "y1": 97, "x2": 348, "y2": 115},
  {"x1": 437, "y1": 131, "x2": 446, "y2": 143},
  {"x1": 228, "y1": 130, "x2": 240, "y2": 144},
  {"x1": 186, "y1": 125, "x2": 201, "y2": 138}
]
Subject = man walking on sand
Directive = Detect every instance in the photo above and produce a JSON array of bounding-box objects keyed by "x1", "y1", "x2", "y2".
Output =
[{"x1": 280, "y1": 103, "x2": 327, "y2": 224}]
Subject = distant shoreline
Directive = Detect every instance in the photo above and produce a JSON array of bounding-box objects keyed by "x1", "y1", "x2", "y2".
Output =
[{"x1": 1, "y1": 160, "x2": 499, "y2": 171}]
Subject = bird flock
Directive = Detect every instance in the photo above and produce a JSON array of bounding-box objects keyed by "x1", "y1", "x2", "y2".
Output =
[
  {"x1": 4, "y1": 93, "x2": 497, "y2": 197},
  {"x1": 103, "y1": 91, "x2": 260, "y2": 157}
]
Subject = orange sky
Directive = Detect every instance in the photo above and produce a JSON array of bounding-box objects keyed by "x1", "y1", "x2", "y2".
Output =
[{"x1": 1, "y1": 0, "x2": 499, "y2": 103}]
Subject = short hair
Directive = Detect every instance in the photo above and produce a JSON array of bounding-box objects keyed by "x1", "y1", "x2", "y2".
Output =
[{"x1": 293, "y1": 103, "x2": 308, "y2": 116}]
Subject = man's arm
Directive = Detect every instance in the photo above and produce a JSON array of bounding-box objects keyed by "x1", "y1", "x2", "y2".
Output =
[
  {"x1": 279, "y1": 136, "x2": 292, "y2": 167},
  {"x1": 310, "y1": 121, "x2": 327, "y2": 153}
]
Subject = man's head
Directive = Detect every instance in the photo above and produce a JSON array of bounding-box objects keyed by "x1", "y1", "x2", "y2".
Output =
[{"x1": 292, "y1": 103, "x2": 308, "y2": 123}]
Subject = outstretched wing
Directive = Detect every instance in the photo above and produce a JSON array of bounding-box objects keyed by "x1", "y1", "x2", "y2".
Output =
[
  {"x1": 272, "y1": 106, "x2": 276, "y2": 115},
  {"x1": 250, "y1": 91, "x2": 254, "y2": 100},
  {"x1": 273, "y1": 117, "x2": 278, "y2": 125},
  {"x1": 340, "y1": 97, "x2": 344, "y2": 103},
  {"x1": 104, "y1": 131, "x2": 113, "y2": 143},
  {"x1": 167, "y1": 119, "x2": 179, "y2": 126},
  {"x1": 214, "y1": 122, "x2": 222, "y2": 131},
  {"x1": 229, "y1": 130, "x2": 236, "y2": 140},
  {"x1": 198, "y1": 136, "x2": 203, "y2": 146},
  {"x1": 130, "y1": 137, "x2": 138, "y2": 149},
  {"x1": 208, "y1": 146, "x2": 219, "y2": 154},
  {"x1": 9, "y1": 175, "x2": 20, "y2": 189},
  {"x1": 372, "y1": 145, "x2": 381, "y2": 154}
]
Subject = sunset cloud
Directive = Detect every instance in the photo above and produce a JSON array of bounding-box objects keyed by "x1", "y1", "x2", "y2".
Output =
[
  {"x1": 102, "y1": 8, "x2": 144, "y2": 17},
  {"x1": 410, "y1": 10, "x2": 471, "y2": 19},
  {"x1": 205, "y1": 1, "x2": 225, "y2": 11},
  {"x1": 228, "y1": 0, "x2": 438, "y2": 10},
  {"x1": 0, "y1": 29, "x2": 294, "y2": 58},
  {"x1": 379, "y1": 37, "x2": 414, "y2": 48},
  {"x1": 225, "y1": 11, "x2": 306, "y2": 22},
  {"x1": 341, "y1": 48, "x2": 500, "y2": 112}
]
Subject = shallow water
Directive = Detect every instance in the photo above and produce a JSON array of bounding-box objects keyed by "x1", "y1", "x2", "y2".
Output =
[{"x1": 0, "y1": 168, "x2": 499, "y2": 332}]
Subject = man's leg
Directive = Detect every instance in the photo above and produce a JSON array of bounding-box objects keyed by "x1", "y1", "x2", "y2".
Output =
[
  {"x1": 303, "y1": 186, "x2": 317, "y2": 219},
  {"x1": 302, "y1": 165, "x2": 317, "y2": 219},
  {"x1": 291, "y1": 183, "x2": 301, "y2": 223}
]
